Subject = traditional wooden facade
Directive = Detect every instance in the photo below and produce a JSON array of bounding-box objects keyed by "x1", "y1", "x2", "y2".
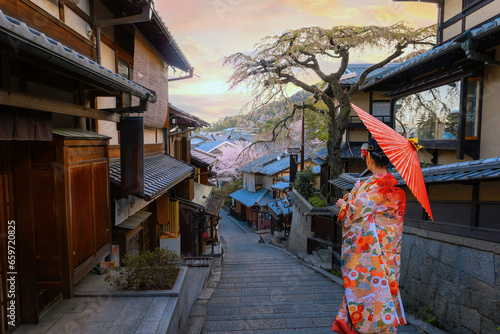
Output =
[{"x1": 0, "y1": 0, "x2": 193, "y2": 331}]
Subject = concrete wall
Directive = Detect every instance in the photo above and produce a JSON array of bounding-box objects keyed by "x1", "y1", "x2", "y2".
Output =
[
  {"x1": 400, "y1": 227, "x2": 499, "y2": 334},
  {"x1": 288, "y1": 191, "x2": 312, "y2": 255}
]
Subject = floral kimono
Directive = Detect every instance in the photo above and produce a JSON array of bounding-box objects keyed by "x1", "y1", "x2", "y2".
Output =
[{"x1": 332, "y1": 173, "x2": 406, "y2": 334}]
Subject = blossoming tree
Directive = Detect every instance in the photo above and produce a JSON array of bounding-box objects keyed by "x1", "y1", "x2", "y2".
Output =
[{"x1": 224, "y1": 23, "x2": 435, "y2": 180}]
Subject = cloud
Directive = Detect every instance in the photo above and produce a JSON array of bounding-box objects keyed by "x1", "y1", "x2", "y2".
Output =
[
  {"x1": 285, "y1": 0, "x2": 360, "y2": 19},
  {"x1": 157, "y1": 0, "x2": 438, "y2": 123}
]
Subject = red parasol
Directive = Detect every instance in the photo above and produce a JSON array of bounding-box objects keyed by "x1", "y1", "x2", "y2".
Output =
[{"x1": 351, "y1": 103, "x2": 433, "y2": 220}]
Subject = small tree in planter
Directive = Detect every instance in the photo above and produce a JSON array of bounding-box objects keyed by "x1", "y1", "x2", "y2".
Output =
[{"x1": 105, "y1": 248, "x2": 181, "y2": 290}]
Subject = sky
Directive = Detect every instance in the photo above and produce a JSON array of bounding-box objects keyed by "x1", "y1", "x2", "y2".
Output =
[{"x1": 155, "y1": 0, "x2": 438, "y2": 124}]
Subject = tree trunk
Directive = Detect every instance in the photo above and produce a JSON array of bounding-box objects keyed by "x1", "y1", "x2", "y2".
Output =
[{"x1": 326, "y1": 95, "x2": 351, "y2": 199}]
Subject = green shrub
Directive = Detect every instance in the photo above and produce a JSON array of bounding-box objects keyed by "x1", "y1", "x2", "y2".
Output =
[
  {"x1": 213, "y1": 180, "x2": 242, "y2": 207},
  {"x1": 308, "y1": 194, "x2": 326, "y2": 207},
  {"x1": 330, "y1": 270, "x2": 342, "y2": 278},
  {"x1": 105, "y1": 248, "x2": 181, "y2": 290},
  {"x1": 415, "y1": 305, "x2": 443, "y2": 329},
  {"x1": 293, "y1": 168, "x2": 318, "y2": 199}
]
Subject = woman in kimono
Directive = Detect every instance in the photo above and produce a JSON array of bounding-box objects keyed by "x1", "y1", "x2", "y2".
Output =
[{"x1": 332, "y1": 138, "x2": 407, "y2": 334}]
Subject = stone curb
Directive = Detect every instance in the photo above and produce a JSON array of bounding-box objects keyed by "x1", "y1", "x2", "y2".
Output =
[
  {"x1": 405, "y1": 314, "x2": 450, "y2": 334},
  {"x1": 74, "y1": 266, "x2": 188, "y2": 297},
  {"x1": 185, "y1": 244, "x2": 225, "y2": 334}
]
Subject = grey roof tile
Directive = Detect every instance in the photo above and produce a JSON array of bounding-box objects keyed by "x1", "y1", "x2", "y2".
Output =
[
  {"x1": 362, "y1": 17, "x2": 500, "y2": 89},
  {"x1": 0, "y1": 10, "x2": 155, "y2": 100},
  {"x1": 110, "y1": 154, "x2": 195, "y2": 201}
]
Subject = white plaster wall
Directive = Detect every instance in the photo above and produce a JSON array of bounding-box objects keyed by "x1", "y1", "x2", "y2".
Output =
[
  {"x1": 31, "y1": 0, "x2": 59, "y2": 18},
  {"x1": 442, "y1": 21, "x2": 462, "y2": 42},
  {"x1": 480, "y1": 61, "x2": 500, "y2": 159},
  {"x1": 443, "y1": 0, "x2": 462, "y2": 21},
  {"x1": 76, "y1": 0, "x2": 90, "y2": 15},
  {"x1": 144, "y1": 128, "x2": 157, "y2": 144},
  {"x1": 465, "y1": 1, "x2": 500, "y2": 29},
  {"x1": 64, "y1": 5, "x2": 90, "y2": 40}
]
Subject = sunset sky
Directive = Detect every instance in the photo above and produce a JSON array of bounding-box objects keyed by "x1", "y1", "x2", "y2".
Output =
[{"x1": 155, "y1": 0, "x2": 438, "y2": 123}]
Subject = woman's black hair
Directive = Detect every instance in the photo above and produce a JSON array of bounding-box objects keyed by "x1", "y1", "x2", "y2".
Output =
[{"x1": 367, "y1": 138, "x2": 390, "y2": 167}]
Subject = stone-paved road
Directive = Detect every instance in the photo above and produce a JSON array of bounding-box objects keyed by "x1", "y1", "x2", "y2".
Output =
[{"x1": 202, "y1": 211, "x2": 423, "y2": 334}]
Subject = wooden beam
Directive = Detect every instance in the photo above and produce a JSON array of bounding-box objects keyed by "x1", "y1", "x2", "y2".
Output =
[{"x1": 0, "y1": 89, "x2": 120, "y2": 122}]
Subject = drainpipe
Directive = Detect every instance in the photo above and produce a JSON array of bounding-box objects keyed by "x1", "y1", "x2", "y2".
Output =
[{"x1": 95, "y1": 26, "x2": 101, "y2": 65}]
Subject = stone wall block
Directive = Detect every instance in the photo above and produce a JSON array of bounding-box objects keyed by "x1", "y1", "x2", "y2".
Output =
[
  {"x1": 494, "y1": 253, "x2": 500, "y2": 288},
  {"x1": 461, "y1": 247, "x2": 495, "y2": 285},
  {"x1": 466, "y1": 275, "x2": 497, "y2": 320},
  {"x1": 402, "y1": 233, "x2": 415, "y2": 245},
  {"x1": 438, "y1": 243, "x2": 461, "y2": 269},
  {"x1": 443, "y1": 265, "x2": 460, "y2": 285},
  {"x1": 480, "y1": 317, "x2": 499, "y2": 334},
  {"x1": 460, "y1": 307, "x2": 482, "y2": 334}
]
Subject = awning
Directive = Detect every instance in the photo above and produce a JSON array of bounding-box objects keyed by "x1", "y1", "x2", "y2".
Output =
[
  {"x1": 110, "y1": 154, "x2": 195, "y2": 201},
  {"x1": 192, "y1": 183, "x2": 214, "y2": 207},
  {"x1": 191, "y1": 149, "x2": 217, "y2": 167},
  {"x1": 116, "y1": 211, "x2": 152, "y2": 230},
  {"x1": 205, "y1": 196, "x2": 224, "y2": 216},
  {"x1": 229, "y1": 188, "x2": 270, "y2": 208},
  {"x1": 271, "y1": 181, "x2": 292, "y2": 192}
]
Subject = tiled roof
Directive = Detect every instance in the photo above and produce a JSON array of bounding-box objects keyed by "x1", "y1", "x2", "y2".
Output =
[
  {"x1": 312, "y1": 166, "x2": 321, "y2": 174},
  {"x1": 169, "y1": 104, "x2": 210, "y2": 128},
  {"x1": 258, "y1": 191, "x2": 275, "y2": 207},
  {"x1": 196, "y1": 141, "x2": 225, "y2": 153},
  {"x1": 0, "y1": 10, "x2": 156, "y2": 102},
  {"x1": 340, "y1": 63, "x2": 401, "y2": 86},
  {"x1": 240, "y1": 154, "x2": 309, "y2": 176},
  {"x1": 271, "y1": 181, "x2": 292, "y2": 192},
  {"x1": 259, "y1": 157, "x2": 295, "y2": 176},
  {"x1": 314, "y1": 147, "x2": 328, "y2": 159},
  {"x1": 110, "y1": 154, "x2": 195, "y2": 201},
  {"x1": 191, "y1": 149, "x2": 217, "y2": 167},
  {"x1": 361, "y1": 17, "x2": 500, "y2": 90},
  {"x1": 238, "y1": 153, "x2": 282, "y2": 173},
  {"x1": 329, "y1": 156, "x2": 500, "y2": 190},
  {"x1": 268, "y1": 197, "x2": 294, "y2": 217},
  {"x1": 277, "y1": 197, "x2": 294, "y2": 217},
  {"x1": 313, "y1": 157, "x2": 327, "y2": 166},
  {"x1": 229, "y1": 188, "x2": 270, "y2": 207},
  {"x1": 205, "y1": 196, "x2": 224, "y2": 216},
  {"x1": 268, "y1": 200, "x2": 282, "y2": 217},
  {"x1": 314, "y1": 143, "x2": 363, "y2": 162},
  {"x1": 53, "y1": 128, "x2": 110, "y2": 140}
]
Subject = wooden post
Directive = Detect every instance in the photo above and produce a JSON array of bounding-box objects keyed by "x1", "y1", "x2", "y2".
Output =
[{"x1": 301, "y1": 102, "x2": 305, "y2": 171}]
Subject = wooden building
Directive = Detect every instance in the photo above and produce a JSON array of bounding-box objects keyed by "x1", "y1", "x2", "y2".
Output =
[
  {"x1": 0, "y1": 0, "x2": 194, "y2": 332},
  {"x1": 328, "y1": 1, "x2": 500, "y2": 332}
]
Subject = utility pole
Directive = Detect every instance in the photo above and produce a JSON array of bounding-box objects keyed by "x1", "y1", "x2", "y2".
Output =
[{"x1": 301, "y1": 102, "x2": 305, "y2": 171}]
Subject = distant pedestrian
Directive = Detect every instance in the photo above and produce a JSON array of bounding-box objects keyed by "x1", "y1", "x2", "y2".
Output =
[{"x1": 332, "y1": 138, "x2": 407, "y2": 334}]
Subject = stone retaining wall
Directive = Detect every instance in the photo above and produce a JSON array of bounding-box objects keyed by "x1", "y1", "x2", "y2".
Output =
[
  {"x1": 287, "y1": 201, "x2": 312, "y2": 255},
  {"x1": 400, "y1": 226, "x2": 499, "y2": 334}
]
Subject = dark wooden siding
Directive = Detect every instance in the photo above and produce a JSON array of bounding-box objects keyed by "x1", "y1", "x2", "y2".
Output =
[{"x1": 0, "y1": 143, "x2": 20, "y2": 334}]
